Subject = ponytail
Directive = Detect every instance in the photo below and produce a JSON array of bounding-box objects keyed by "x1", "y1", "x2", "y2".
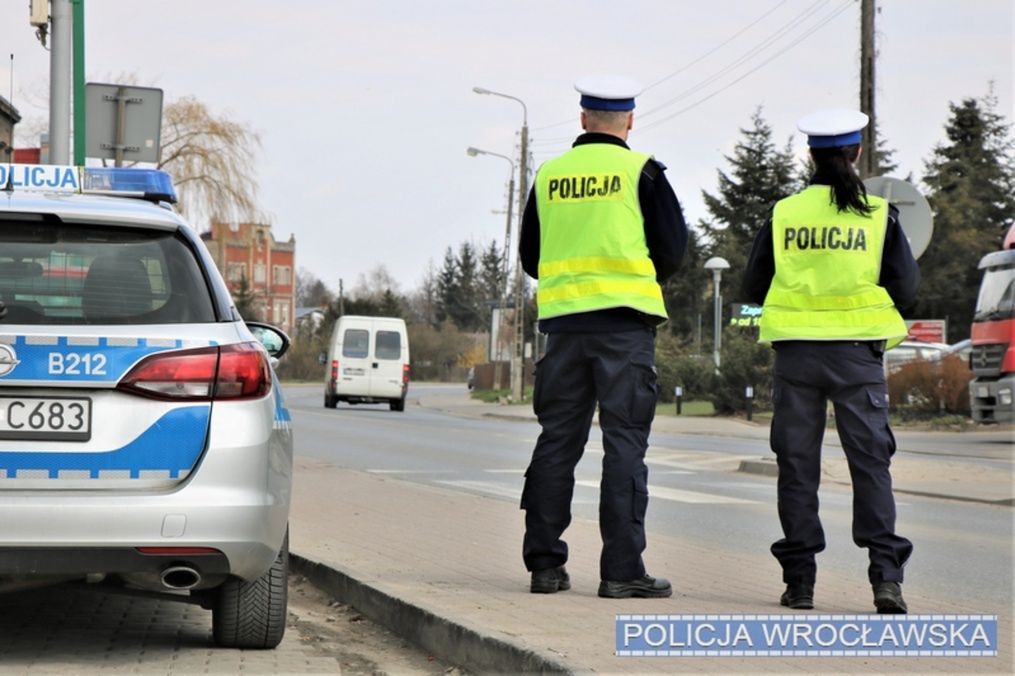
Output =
[{"x1": 809, "y1": 144, "x2": 873, "y2": 216}]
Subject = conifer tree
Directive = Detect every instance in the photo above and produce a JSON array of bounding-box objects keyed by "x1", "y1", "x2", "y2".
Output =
[{"x1": 914, "y1": 94, "x2": 1015, "y2": 341}]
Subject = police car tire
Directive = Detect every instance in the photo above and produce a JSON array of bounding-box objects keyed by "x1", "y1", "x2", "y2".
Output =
[
  {"x1": 212, "y1": 530, "x2": 288, "y2": 649},
  {"x1": 390, "y1": 396, "x2": 405, "y2": 412}
]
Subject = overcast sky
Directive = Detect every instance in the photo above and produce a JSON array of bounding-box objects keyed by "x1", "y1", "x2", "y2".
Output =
[{"x1": 2, "y1": 0, "x2": 1011, "y2": 295}]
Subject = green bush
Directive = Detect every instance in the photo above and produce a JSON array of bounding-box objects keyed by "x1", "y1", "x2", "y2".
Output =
[
  {"x1": 655, "y1": 332, "x2": 715, "y2": 402},
  {"x1": 710, "y1": 330, "x2": 773, "y2": 414}
]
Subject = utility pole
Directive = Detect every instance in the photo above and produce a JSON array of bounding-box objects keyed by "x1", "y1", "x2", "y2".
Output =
[
  {"x1": 338, "y1": 278, "x2": 345, "y2": 316},
  {"x1": 859, "y1": 0, "x2": 876, "y2": 178},
  {"x1": 49, "y1": 0, "x2": 72, "y2": 164},
  {"x1": 510, "y1": 122, "x2": 529, "y2": 402},
  {"x1": 72, "y1": 0, "x2": 86, "y2": 165}
]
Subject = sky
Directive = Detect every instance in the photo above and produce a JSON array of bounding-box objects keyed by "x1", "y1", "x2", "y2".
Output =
[{"x1": 1, "y1": 0, "x2": 1012, "y2": 296}]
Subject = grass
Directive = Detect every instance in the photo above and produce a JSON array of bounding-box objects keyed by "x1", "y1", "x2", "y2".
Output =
[
  {"x1": 470, "y1": 387, "x2": 534, "y2": 404},
  {"x1": 655, "y1": 400, "x2": 716, "y2": 417}
]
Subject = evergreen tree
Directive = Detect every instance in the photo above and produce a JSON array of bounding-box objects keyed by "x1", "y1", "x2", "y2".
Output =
[
  {"x1": 454, "y1": 241, "x2": 482, "y2": 331},
  {"x1": 699, "y1": 108, "x2": 798, "y2": 309},
  {"x1": 435, "y1": 247, "x2": 458, "y2": 326},
  {"x1": 232, "y1": 271, "x2": 262, "y2": 321},
  {"x1": 914, "y1": 94, "x2": 1015, "y2": 342},
  {"x1": 662, "y1": 228, "x2": 711, "y2": 346},
  {"x1": 479, "y1": 240, "x2": 506, "y2": 328}
]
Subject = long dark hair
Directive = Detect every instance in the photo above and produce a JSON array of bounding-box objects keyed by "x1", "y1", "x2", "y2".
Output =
[{"x1": 810, "y1": 144, "x2": 873, "y2": 216}]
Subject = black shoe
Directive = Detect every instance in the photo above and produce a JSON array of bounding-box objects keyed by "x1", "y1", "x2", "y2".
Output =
[
  {"x1": 530, "y1": 565, "x2": 570, "y2": 594},
  {"x1": 598, "y1": 574, "x2": 672, "y2": 598},
  {"x1": 780, "y1": 583, "x2": 814, "y2": 610},
  {"x1": 873, "y1": 582, "x2": 908, "y2": 614}
]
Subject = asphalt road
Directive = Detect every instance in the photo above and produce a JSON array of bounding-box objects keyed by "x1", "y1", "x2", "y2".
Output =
[{"x1": 286, "y1": 382, "x2": 1013, "y2": 615}]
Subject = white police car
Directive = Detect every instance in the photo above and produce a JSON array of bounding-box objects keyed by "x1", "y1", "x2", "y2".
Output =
[{"x1": 0, "y1": 165, "x2": 293, "y2": 649}]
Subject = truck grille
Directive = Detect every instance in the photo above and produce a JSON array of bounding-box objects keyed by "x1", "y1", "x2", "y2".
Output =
[{"x1": 971, "y1": 343, "x2": 1007, "y2": 377}]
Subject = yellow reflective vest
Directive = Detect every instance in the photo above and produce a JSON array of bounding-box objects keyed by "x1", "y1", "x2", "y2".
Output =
[
  {"x1": 759, "y1": 185, "x2": 908, "y2": 347},
  {"x1": 534, "y1": 143, "x2": 667, "y2": 323}
]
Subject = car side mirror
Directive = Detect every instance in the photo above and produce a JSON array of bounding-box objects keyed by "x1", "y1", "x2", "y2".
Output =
[{"x1": 246, "y1": 321, "x2": 291, "y2": 359}]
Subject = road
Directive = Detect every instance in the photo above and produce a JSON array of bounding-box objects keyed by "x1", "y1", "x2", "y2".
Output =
[{"x1": 287, "y1": 382, "x2": 1013, "y2": 615}]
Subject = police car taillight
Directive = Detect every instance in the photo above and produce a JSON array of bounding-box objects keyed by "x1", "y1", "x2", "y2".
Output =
[{"x1": 118, "y1": 344, "x2": 270, "y2": 401}]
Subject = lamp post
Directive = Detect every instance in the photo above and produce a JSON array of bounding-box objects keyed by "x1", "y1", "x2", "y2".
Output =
[
  {"x1": 466, "y1": 146, "x2": 515, "y2": 390},
  {"x1": 474, "y1": 86, "x2": 530, "y2": 402},
  {"x1": 704, "y1": 256, "x2": 730, "y2": 373}
]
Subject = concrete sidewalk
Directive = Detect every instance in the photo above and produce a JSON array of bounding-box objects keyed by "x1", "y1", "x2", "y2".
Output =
[{"x1": 288, "y1": 390, "x2": 1012, "y2": 673}]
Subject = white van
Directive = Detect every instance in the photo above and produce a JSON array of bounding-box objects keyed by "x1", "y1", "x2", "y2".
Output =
[{"x1": 324, "y1": 315, "x2": 410, "y2": 411}]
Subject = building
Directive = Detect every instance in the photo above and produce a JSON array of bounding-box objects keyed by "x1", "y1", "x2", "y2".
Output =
[
  {"x1": 0, "y1": 94, "x2": 21, "y2": 162},
  {"x1": 201, "y1": 222, "x2": 296, "y2": 336}
]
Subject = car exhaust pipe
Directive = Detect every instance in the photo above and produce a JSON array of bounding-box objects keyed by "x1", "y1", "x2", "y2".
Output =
[{"x1": 160, "y1": 565, "x2": 202, "y2": 590}]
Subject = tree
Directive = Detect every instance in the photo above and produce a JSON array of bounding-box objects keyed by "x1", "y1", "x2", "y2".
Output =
[
  {"x1": 295, "y1": 267, "x2": 332, "y2": 308},
  {"x1": 453, "y1": 241, "x2": 481, "y2": 330},
  {"x1": 662, "y1": 228, "x2": 711, "y2": 346},
  {"x1": 914, "y1": 93, "x2": 1015, "y2": 342},
  {"x1": 435, "y1": 247, "x2": 458, "y2": 326},
  {"x1": 232, "y1": 271, "x2": 262, "y2": 321},
  {"x1": 699, "y1": 109, "x2": 799, "y2": 321},
  {"x1": 158, "y1": 97, "x2": 262, "y2": 225},
  {"x1": 479, "y1": 240, "x2": 506, "y2": 330}
]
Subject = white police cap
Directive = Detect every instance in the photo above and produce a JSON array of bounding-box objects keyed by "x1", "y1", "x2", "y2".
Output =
[
  {"x1": 797, "y1": 109, "x2": 869, "y2": 148},
  {"x1": 574, "y1": 75, "x2": 642, "y2": 112}
]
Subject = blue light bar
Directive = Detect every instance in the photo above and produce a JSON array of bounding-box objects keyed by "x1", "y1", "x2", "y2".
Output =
[{"x1": 82, "y1": 167, "x2": 178, "y2": 203}]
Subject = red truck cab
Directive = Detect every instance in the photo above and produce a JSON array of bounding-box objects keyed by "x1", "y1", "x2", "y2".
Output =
[{"x1": 969, "y1": 224, "x2": 1015, "y2": 423}]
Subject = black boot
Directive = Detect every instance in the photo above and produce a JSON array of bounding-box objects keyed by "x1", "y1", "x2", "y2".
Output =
[
  {"x1": 780, "y1": 582, "x2": 814, "y2": 610},
  {"x1": 530, "y1": 565, "x2": 570, "y2": 594},
  {"x1": 873, "y1": 581, "x2": 907, "y2": 614}
]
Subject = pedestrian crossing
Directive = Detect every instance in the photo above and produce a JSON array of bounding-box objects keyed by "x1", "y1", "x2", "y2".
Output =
[{"x1": 368, "y1": 445, "x2": 767, "y2": 505}]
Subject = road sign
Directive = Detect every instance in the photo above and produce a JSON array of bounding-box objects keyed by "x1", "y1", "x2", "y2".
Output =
[
  {"x1": 85, "y1": 83, "x2": 163, "y2": 165},
  {"x1": 906, "y1": 319, "x2": 947, "y2": 343}
]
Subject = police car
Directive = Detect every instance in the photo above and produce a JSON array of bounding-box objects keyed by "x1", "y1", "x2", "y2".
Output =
[{"x1": 0, "y1": 164, "x2": 293, "y2": 649}]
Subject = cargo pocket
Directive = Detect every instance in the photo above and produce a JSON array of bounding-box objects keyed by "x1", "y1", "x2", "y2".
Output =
[
  {"x1": 632, "y1": 470, "x2": 649, "y2": 524},
  {"x1": 628, "y1": 361, "x2": 659, "y2": 426},
  {"x1": 866, "y1": 388, "x2": 890, "y2": 423}
]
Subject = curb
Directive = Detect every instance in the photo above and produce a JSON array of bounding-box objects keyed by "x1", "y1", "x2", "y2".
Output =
[
  {"x1": 737, "y1": 459, "x2": 1014, "y2": 507},
  {"x1": 290, "y1": 553, "x2": 571, "y2": 674}
]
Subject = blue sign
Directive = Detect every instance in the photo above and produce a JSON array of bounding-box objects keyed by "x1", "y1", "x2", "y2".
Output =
[{"x1": 616, "y1": 615, "x2": 998, "y2": 657}]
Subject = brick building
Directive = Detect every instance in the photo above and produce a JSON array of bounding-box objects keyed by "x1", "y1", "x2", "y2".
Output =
[{"x1": 201, "y1": 222, "x2": 296, "y2": 335}]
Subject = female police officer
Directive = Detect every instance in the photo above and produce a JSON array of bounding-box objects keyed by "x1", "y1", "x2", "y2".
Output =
[{"x1": 743, "y1": 109, "x2": 919, "y2": 614}]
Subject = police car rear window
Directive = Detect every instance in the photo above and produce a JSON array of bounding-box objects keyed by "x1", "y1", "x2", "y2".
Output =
[{"x1": 0, "y1": 219, "x2": 216, "y2": 325}]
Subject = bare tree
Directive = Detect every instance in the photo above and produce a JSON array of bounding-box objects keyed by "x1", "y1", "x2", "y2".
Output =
[{"x1": 158, "y1": 96, "x2": 261, "y2": 226}]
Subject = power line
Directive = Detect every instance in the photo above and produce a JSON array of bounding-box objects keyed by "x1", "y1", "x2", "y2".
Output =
[
  {"x1": 529, "y1": 0, "x2": 794, "y2": 133},
  {"x1": 642, "y1": 0, "x2": 792, "y2": 92},
  {"x1": 638, "y1": 0, "x2": 834, "y2": 120},
  {"x1": 637, "y1": 0, "x2": 855, "y2": 133}
]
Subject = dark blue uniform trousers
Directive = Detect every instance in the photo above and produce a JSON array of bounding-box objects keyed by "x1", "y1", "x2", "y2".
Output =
[
  {"x1": 771, "y1": 341, "x2": 913, "y2": 585},
  {"x1": 521, "y1": 328, "x2": 658, "y2": 581}
]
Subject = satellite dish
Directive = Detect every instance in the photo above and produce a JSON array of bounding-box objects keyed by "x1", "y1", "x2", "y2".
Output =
[{"x1": 863, "y1": 176, "x2": 934, "y2": 259}]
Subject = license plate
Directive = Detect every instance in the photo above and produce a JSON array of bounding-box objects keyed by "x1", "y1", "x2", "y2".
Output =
[
  {"x1": 978, "y1": 386, "x2": 990, "y2": 398},
  {"x1": 344, "y1": 368, "x2": 366, "y2": 376},
  {"x1": 0, "y1": 396, "x2": 92, "y2": 441}
]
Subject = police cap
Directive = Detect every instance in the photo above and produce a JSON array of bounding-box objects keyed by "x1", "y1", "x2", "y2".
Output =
[
  {"x1": 574, "y1": 75, "x2": 642, "y2": 112},
  {"x1": 797, "y1": 109, "x2": 869, "y2": 148}
]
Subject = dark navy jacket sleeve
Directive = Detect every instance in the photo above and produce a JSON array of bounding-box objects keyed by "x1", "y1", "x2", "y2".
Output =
[
  {"x1": 879, "y1": 205, "x2": 921, "y2": 310},
  {"x1": 519, "y1": 185, "x2": 540, "y2": 279},
  {"x1": 742, "y1": 204, "x2": 921, "y2": 309},
  {"x1": 640, "y1": 159, "x2": 687, "y2": 283},
  {"x1": 742, "y1": 213, "x2": 775, "y2": 305}
]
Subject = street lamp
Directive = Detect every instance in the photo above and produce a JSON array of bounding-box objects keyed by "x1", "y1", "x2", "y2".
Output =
[
  {"x1": 474, "y1": 86, "x2": 530, "y2": 402},
  {"x1": 704, "y1": 256, "x2": 730, "y2": 373},
  {"x1": 466, "y1": 146, "x2": 516, "y2": 390}
]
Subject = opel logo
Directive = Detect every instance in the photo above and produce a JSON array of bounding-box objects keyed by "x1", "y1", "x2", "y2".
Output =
[{"x1": 0, "y1": 344, "x2": 18, "y2": 377}]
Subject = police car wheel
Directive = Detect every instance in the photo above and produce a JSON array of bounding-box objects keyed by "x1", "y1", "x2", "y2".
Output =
[
  {"x1": 212, "y1": 530, "x2": 289, "y2": 649},
  {"x1": 390, "y1": 396, "x2": 405, "y2": 412}
]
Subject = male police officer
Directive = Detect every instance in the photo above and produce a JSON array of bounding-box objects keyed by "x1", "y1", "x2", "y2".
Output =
[
  {"x1": 518, "y1": 76, "x2": 687, "y2": 598},
  {"x1": 743, "y1": 110, "x2": 919, "y2": 613}
]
